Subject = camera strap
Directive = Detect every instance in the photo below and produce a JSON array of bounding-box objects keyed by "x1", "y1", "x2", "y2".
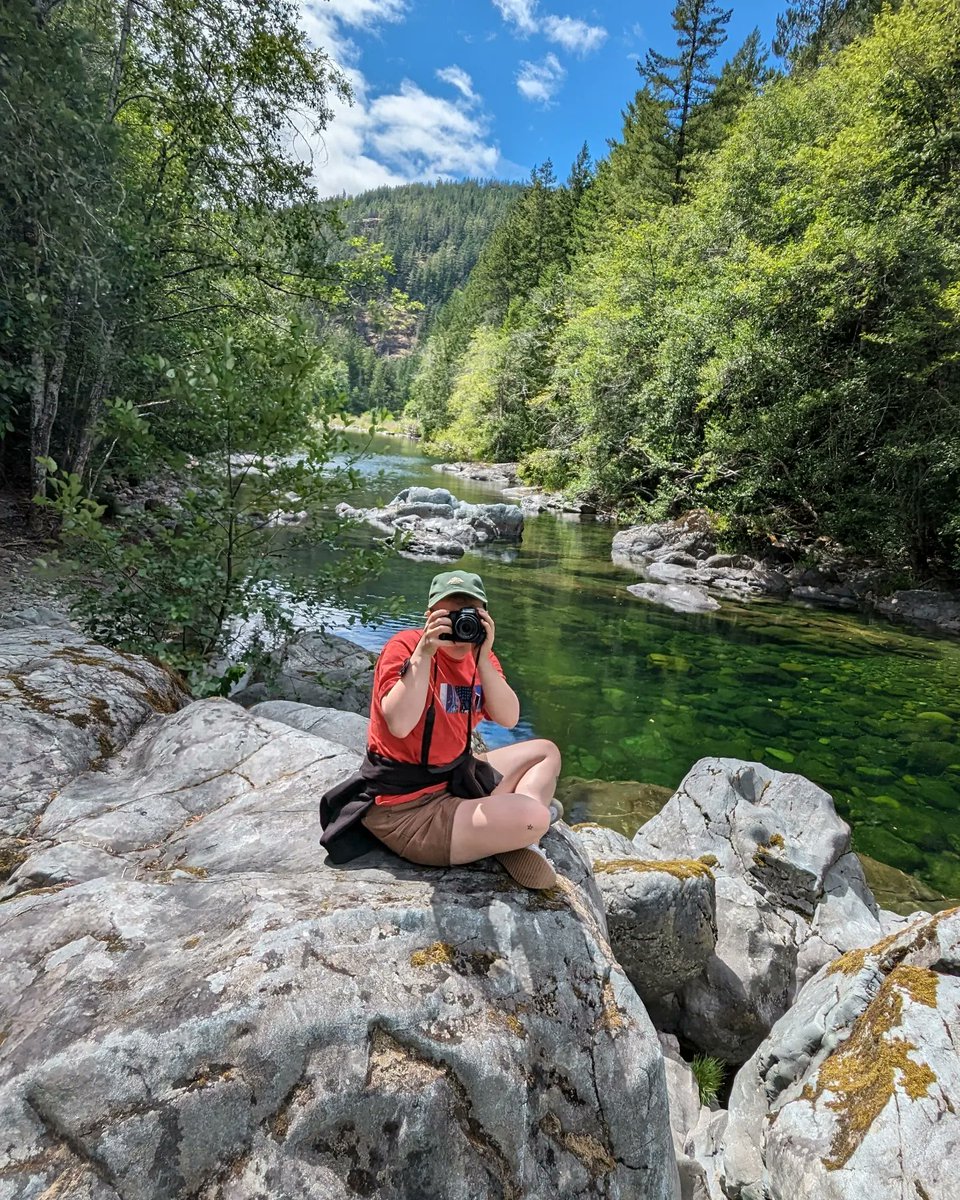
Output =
[{"x1": 420, "y1": 648, "x2": 480, "y2": 768}]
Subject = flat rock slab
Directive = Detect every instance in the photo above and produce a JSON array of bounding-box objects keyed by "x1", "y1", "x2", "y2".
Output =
[
  {"x1": 248, "y1": 700, "x2": 370, "y2": 755},
  {"x1": 0, "y1": 626, "x2": 189, "y2": 842},
  {"x1": 723, "y1": 908, "x2": 960, "y2": 1200},
  {"x1": 0, "y1": 698, "x2": 680, "y2": 1200}
]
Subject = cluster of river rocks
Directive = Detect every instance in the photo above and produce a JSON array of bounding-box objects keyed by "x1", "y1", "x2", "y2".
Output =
[
  {"x1": 337, "y1": 486, "x2": 524, "y2": 561},
  {"x1": 1, "y1": 618, "x2": 957, "y2": 1198},
  {"x1": 613, "y1": 512, "x2": 960, "y2": 635}
]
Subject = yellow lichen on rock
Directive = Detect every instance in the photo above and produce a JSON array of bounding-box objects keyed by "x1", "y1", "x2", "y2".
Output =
[
  {"x1": 593, "y1": 857, "x2": 714, "y2": 880},
  {"x1": 410, "y1": 941, "x2": 455, "y2": 968},
  {"x1": 801, "y1": 964, "x2": 939, "y2": 1170}
]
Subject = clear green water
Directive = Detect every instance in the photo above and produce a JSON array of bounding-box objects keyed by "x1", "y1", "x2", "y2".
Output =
[{"x1": 291, "y1": 433, "x2": 960, "y2": 895}]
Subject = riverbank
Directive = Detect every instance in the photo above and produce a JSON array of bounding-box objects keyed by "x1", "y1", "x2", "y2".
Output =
[{"x1": 431, "y1": 461, "x2": 960, "y2": 639}]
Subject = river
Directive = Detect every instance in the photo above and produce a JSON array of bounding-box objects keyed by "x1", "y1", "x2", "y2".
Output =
[{"x1": 286, "y1": 432, "x2": 960, "y2": 897}]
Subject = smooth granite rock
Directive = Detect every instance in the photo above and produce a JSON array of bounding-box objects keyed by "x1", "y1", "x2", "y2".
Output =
[
  {"x1": 0, "y1": 698, "x2": 681, "y2": 1200},
  {"x1": 248, "y1": 700, "x2": 370, "y2": 754},
  {"x1": 0, "y1": 626, "x2": 189, "y2": 842},
  {"x1": 574, "y1": 824, "x2": 718, "y2": 1003},
  {"x1": 230, "y1": 630, "x2": 376, "y2": 714},
  {"x1": 722, "y1": 908, "x2": 960, "y2": 1200},
  {"x1": 632, "y1": 759, "x2": 885, "y2": 1063}
]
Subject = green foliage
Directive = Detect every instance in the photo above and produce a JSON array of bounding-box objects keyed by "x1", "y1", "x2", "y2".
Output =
[
  {"x1": 39, "y1": 332, "x2": 379, "y2": 687},
  {"x1": 315, "y1": 181, "x2": 523, "y2": 416},
  {"x1": 415, "y1": 0, "x2": 960, "y2": 578},
  {"x1": 691, "y1": 1053, "x2": 726, "y2": 1106}
]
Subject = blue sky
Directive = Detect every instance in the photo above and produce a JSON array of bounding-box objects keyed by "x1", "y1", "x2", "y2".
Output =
[{"x1": 300, "y1": 0, "x2": 785, "y2": 196}]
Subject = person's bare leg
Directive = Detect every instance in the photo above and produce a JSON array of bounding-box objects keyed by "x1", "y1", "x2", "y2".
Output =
[
  {"x1": 484, "y1": 739, "x2": 561, "y2": 808},
  {"x1": 448, "y1": 793, "x2": 550, "y2": 864}
]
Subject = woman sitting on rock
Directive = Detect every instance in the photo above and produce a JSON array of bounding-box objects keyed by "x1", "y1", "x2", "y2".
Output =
[{"x1": 320, "y1": 570, "x2": 562, "y2": 889}]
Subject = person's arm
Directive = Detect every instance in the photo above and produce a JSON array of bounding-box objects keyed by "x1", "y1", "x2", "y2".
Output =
[
  {"x1": 380, "y1": 610, "x2": 452, "y2": 739},
  {"x1": 476, "y1": 609, "x2": 520, "y2": 728}
]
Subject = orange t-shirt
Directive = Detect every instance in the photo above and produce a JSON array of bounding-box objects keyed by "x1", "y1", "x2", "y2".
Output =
[{"x1": 367, "y1": 629, "x2": 505, "y2": 805}]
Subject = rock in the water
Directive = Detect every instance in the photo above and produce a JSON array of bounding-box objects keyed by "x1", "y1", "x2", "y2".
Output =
[
  {"x1": 559, "y1": 779, "x2": 673, "y2": 831},
  {"x1": 627, "y1": 582, "x2": 721, "y2": 614},
  {"x1": 249, "y1": 700, "x2": 370, "y2": 754},
  {"x1": 433, "y1": 461, "x2": 521, "y2": 488},
  {"x1": 873, "y1": 587, "x2": 960, "y2": 636},
  {"x1": 574, "y1": 824, "x2": 718, "y2": 1003},
  {"x1": 338, "y1": 486, "x2": 524, "y2": 561},
  {"x1": 612, "y1": 513, "x2": 718, "y2": 565},
  {"x1": 230, "y1": 629, "x2": 376, "y2": 714},
  {"x1": 633, "y1": 758, "x2": 885, "y2": 1063},
  {"x1": 0, "y1": 626, "x2": 189, "y2": 841},
  {"x1": 0, "y1": 697, "x2": 681, "y2": 1199},
  {"x1": 722, "y1": 908, "x2": 960, "y2": 1200}
]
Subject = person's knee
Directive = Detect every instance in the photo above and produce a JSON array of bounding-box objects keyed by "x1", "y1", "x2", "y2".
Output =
[{"x1": 537, "y1": 738, "x2": 561, "y2": 774}]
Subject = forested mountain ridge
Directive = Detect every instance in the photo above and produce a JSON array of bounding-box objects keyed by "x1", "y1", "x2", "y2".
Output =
[
  {"x1": 316, "y1": 180, "x2": 523, "y2": 414},
  {"x1": 407, "y1": 0, "x2": 960, "y2": 580}
]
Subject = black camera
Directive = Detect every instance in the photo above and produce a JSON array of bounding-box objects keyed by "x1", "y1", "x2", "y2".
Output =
[{"x1": 440, "y1": 606, "x2": 485, "y2": 644}]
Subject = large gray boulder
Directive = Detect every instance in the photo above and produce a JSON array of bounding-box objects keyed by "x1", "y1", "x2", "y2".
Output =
[
  {"x1": 0, "y1": 698, "x2": 681, "y2": 1199},
  {"x1": 230, "y1": 629, "x2": 376, "y2": 713},
  {"x1": 0, "y1": 625, "x2": 189, "y2": 843},
  {"x1": 632, "y1": 759, "x2": 886, "y2": 1063},
  {"x1": 722, "y1": 907, "x2": 960, "y2": 1200},
  {"x1": 574, "y1": 824, "x2": 718, "y2": 1004},
  {"x1": 338, "y1": 487, "x2": 524, "y2": 561}
]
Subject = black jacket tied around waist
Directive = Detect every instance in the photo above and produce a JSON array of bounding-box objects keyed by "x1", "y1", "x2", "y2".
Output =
[{"x1": 318, "y1": 750, "x2": 502, "y2": 864}]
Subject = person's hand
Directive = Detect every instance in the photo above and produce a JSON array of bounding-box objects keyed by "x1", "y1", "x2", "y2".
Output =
[
  {"x1": 478, "y1": 607, "x2": 495, "y2": 656},
  {"x1": 414, "y1": 608, "x2": 453, "y2": 659}
]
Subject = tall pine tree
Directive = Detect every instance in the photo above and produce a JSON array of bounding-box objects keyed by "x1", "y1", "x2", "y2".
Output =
[{"x1": 638, "y1": 0, "x2": 733, "y2": 203}]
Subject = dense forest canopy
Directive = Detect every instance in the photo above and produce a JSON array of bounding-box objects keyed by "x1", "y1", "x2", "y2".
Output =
[
  {"x1": 313, "y1": 180, "x2": 523, "y2": 415},
  {"x1": 407, "y1": 0, "x2": 960, "y2": 578}
]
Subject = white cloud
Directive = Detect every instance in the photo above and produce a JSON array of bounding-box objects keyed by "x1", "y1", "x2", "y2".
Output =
[
  {"x1": 296, "y1": 4, "x2": 506, "y2": 195},
  {"x1": 516, "y1": 53, "x2": 565, "y2": 105},
  {"x1": 542, "y1": 15, "x2": 607, "y2": 54},
  {"x1": 436, "y1": 65, "x2": 478, "y2": 104},
  {"x1": 321, "y1": 0, "x2": 408, "y2": 30},
  {"x1": 492, "y1": 0, "x2": 539, "y2": 34},
  {"x1": 368, "y1": 81, "x2": 500, "y2": 176}
]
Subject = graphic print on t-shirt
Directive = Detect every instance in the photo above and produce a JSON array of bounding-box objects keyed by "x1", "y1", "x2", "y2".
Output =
[{"x1": 441, "y1": 683, "x2": 483, "y2": 715}]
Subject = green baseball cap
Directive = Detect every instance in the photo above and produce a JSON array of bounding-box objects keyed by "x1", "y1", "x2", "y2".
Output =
[{"x1": 428, "y1": 570, "x2": 487, "y2": 607}]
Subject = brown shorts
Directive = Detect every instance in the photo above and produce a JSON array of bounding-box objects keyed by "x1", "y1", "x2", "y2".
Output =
[{"x1": 361, "y1": 789, "x2": 464, "y2": 867}]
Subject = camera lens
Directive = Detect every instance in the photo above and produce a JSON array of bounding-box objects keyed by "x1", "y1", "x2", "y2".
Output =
[{"x1": 452, "y1": 609, "x2": 482, "y2": 643}]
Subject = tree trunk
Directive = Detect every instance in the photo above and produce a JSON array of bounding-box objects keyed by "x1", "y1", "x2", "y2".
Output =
[
  {"x1": 30, "y1": 293, "x2": 76, "y2": 520},
  {"x1": 71, "y1": 324, "x2": 115, "y2": 480}
]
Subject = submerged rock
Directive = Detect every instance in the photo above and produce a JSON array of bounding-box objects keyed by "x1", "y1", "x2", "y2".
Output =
[
  {"x1": 627, "y1": 582, "x2": 721, "y2": 614},
  {"x1": 230, "y1": 629, "x2": 376, "y2": 714},
  {"x1": 0, "y1": 697, "x2": 681, "y2": 1199},
  {"x1": 722, "y1": 908, "x2": 960, "y2": 1200},
  {"x1": 338, "y1": 486, "x2": 523, "y2": 561},
  {"x1": 632, "y1": 758, "x2": 886, "y2": 1063}
]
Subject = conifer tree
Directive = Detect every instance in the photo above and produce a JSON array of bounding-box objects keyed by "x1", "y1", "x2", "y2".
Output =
[{"x1": 638, "y1": 0, "x2": 733, "y2": 202}]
